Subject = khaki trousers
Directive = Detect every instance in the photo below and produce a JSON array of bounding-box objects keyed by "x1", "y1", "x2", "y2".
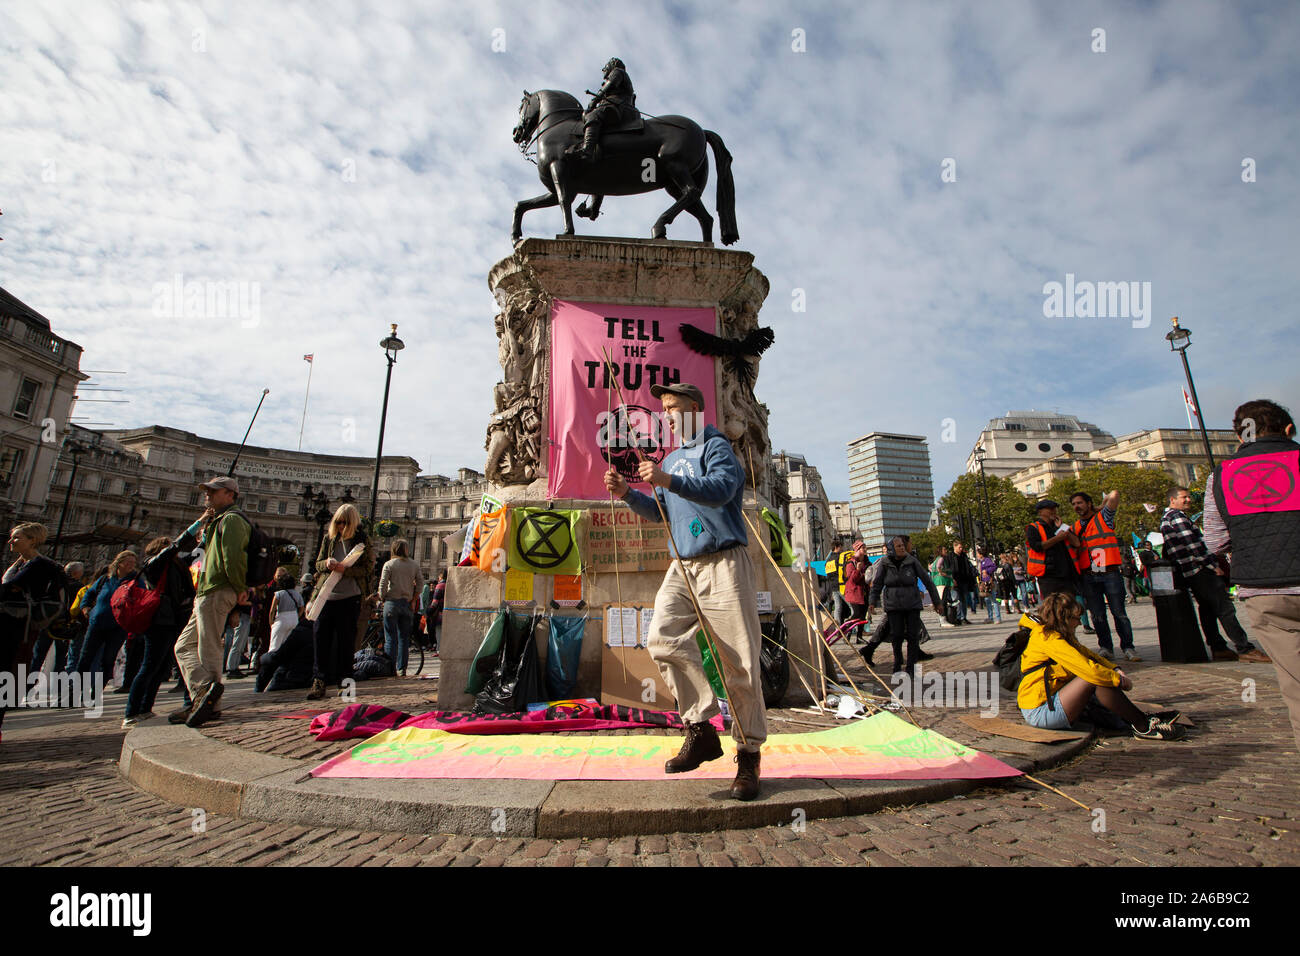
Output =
[
  {"x1": 175, "y1": 588, "x2": 239, "y2": 695},
  {"x1": 1242, "y1": 594, "x2": 1300, "y2": 752},
  {"x1": 647, "y1": 545, "x2": 768, "y2": 752}
]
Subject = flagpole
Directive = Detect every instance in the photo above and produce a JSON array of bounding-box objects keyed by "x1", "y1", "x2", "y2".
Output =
[
  {"x1": 1183, "y1": 388, "x2": 1194, "y2": 430},
  {"x1": 298, "y1": 357, "x2": 314, "y2": 451}
]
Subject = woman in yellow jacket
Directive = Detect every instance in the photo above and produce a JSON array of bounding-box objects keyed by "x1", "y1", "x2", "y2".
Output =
[{"x1": 1019, "y1": 592, "x2": 1184, "y2": 740}]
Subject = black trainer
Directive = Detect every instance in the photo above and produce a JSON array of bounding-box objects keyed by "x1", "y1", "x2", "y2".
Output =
[{"x1": 186, "y1": 680, "x2": 224, "y2": 728}]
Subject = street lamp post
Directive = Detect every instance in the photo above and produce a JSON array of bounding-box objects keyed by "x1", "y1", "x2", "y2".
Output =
[
  {"x1": 1165, "y1": 316, "x2": 1216, "y2": 473},
  {"x1": 974, "y1": 446, "x2": 997, "y2": 554},
  {"x1": 52, "y1": 441, "x2": 87, "y2": 560},
  {"x1": 368, "y1": 325, "x2": 405, "y2": 528}
]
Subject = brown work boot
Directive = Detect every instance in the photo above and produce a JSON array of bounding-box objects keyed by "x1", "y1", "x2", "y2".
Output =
[
  {"x1": 663, "y1": 720, "x2": 723, "y2": 773},
  {"x1": 1238, "y1": 649, "x2": 1271, "y2": 663},
  {"x1": 730, "y1": 749, "x2": 761, "y2": 801},
  {"x1": 1211, "y1": 647, "x2": 1239, "y2": 662}
]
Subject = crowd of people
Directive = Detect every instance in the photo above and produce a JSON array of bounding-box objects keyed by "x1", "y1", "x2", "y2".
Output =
[
  {"x1": 4, "y1": 397, "x2": 1298, "y2": 764},
  {"x1": 808, "y1": 398, "x2": 1299, "y2": 751},
  {"x1": 0, "y1": 476, "x2": 449, "y2": 739}
]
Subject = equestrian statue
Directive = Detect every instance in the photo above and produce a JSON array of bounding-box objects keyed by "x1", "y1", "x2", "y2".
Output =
[{"x1": 511, "y1": 58, "x2": 739, "y2": 245}]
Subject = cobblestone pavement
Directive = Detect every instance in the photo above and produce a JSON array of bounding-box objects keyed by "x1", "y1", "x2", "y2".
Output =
[{"x1": 2, "y1": 604, "x2": 1296, "y2": 866}]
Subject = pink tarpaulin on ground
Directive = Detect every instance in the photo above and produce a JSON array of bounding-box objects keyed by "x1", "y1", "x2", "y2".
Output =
[
  {"x1": 308, "y1": 701, "x2": 724, "y2": 741},
  {"x1": 547, "y1": 300, "x2": 717, "y2": 500},
  {"x1": 309, "y1": 712, "x2": 1022, "y2": 782}
]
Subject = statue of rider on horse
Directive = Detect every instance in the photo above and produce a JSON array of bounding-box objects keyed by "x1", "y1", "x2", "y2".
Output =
[{"x1": 511, "y1": 58, "x2": 738, "y2": 245}]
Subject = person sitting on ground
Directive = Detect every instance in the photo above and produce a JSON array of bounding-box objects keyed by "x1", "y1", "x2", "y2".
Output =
[
  {"x1": 255, "y1": 618, "x2": 316, "y2": 693},
  {"x1": 1018, "y1": 592, "x2": 1183, "y2": 740}
]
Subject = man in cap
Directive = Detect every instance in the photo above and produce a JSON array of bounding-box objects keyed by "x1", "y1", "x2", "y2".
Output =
[
  {"x1": 170, "y1": 476, "x2": 250, "y2": 727},
  {"x1": 1025, "y1": 499, "x2": 1081, "y2": 601},
  {"x1": 603, "y1": 382, "x2": 767, "y2": 800}
]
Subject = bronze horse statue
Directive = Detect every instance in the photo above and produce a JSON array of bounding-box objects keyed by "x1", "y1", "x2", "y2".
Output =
[{"x1": 511, "y1": 90, "x2": 738, "y2": 245}]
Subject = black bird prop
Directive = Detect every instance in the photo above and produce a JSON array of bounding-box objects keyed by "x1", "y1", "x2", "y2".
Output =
[{"x1": 678, "y1": 323, "x2": 775, "y2": 389}]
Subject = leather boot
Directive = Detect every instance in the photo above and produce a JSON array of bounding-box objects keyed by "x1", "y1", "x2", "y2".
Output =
[
  {"x1": 730, "y1": 749, "x2": 761, "y2": 801},
  {"x1": 565, "y1": 124, "x2": 601, "y2": 160},
  {"x1": 664, "y1": 720, "x2": 723, "y2": 773}
]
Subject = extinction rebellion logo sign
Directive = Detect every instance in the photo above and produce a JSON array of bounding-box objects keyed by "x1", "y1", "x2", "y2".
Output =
[{"x1": 515, "y1": 512, "x2": 574, "y2": 569}]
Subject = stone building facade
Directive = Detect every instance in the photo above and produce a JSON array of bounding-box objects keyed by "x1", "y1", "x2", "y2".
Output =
[
  {"x1": 0, "y1": 287, "x2": 87, "y2": 524},
  {"x1": 35, "y1": 423, "x2": 486, "y2": 579}
]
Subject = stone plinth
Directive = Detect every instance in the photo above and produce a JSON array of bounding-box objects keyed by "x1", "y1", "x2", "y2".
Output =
[{"x1": 442, "y1": 237, "x2": 796, "y2": 711}]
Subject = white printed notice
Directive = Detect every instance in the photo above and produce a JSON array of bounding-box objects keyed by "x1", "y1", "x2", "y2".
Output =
[
  {"x1": 605, "y1": 606, "x2": 639, "y2": 647},
  {"x1": 639, "y1": 607, "x2": 654, "y2": 647}
]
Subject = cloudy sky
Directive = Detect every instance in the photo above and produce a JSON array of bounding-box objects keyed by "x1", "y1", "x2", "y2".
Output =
[{"x1": 2, "y1": 0, "x2": 1297, "y2": 500}]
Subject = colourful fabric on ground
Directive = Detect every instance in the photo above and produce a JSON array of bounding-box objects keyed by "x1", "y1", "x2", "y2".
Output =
[
  {"x1": 308, "y1": 701, "x2": 725, "y2": 741},
  {"x1": 309, "y1": 711, "x2": 1021, "y2": 781}
]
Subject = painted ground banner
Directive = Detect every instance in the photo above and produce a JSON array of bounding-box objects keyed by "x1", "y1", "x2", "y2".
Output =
[
  {"x1": 310, "y1": 711, "x2": 1021, "y2": 781},
  {"x1": 548, "y1": 300, "x2": 717, "y2": 500}
]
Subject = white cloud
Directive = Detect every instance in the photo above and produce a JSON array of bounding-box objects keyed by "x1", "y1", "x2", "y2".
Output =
[{"x1": 1, "y1": 0, "x2": 1296, "y2": 509}]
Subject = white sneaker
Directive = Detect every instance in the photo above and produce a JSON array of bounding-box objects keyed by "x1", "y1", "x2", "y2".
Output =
[
  {"x1": 1098, "y1": 648, "x2": 1114, "y2": 661},
  {"x1": 1124, "y1": 649, "x2": 1143, "y2": 662},
  {"x1": 121, "y1": 712, "x2": 155, "y2": 730},
  {"x1": 939, "y1": 621, "x2": 956, "y2": 628}
]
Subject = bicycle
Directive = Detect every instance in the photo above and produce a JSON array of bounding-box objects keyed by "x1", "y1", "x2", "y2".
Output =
[{"x1": 362, "y1": 611, "x2": 429, "y2": 677}]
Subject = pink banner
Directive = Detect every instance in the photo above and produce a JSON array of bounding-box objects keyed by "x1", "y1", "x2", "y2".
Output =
[{"x1": 547, "y1": 300, "x2": 717, "y2": 499}]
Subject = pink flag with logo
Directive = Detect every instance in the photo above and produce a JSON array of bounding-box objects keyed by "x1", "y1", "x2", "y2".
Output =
[{"x1": 547, "y1": 300, "x2": 717, "y2": 499}]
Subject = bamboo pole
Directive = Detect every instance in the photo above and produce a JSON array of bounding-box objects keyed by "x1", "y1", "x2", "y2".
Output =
[{"x1": 604, "y1": 368, "x2": 628, "y2": 681}]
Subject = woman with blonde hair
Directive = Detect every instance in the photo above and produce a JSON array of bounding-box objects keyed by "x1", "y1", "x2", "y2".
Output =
[
  {"x1": 1018, "y1": 591, "x2": 1182, "y2": 740},
  {"x1": 306, "y1": 503, "x2": 373, "y2": 700},
  {"x1": 2, "y1": 523, "x2": 66, "y2": 735},
  {"x1": 73, "y1": 549, "x2": 139, "y2": 693}
]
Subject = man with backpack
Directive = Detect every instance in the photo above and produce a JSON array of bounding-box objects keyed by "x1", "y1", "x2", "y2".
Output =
[{"x1": 171, "y1": 476, "x2": 250, "y2": 728}]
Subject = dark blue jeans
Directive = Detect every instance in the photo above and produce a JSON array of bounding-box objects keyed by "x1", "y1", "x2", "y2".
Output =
[
  {"x1": 76, "y1": 623, "x2": 127, "y2": 691},
  {"x1": 383, "y1": 601, "x2": 413, "y2": 672},
  {"x1": 126, "y1": 625, "x2": 181, "y2": 718},
  {"x1": 953, "y1": 587, "x2": 976, "y2": 620},
  {"x1": 29, "y1": 634, "x2": 70, "y2": 673},
  {"x1": 1082, "y1": 570, "x2": 1134, "y2": 651}
]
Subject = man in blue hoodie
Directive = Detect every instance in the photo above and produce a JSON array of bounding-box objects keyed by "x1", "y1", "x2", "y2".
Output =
[{"x1": 603, "y1": 382, "x2": 767, "y2": 800}]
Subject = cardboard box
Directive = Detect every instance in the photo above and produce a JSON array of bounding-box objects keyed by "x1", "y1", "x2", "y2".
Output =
[{"x1": 600, "y1": 643, "x2": 676, "y2": 710}]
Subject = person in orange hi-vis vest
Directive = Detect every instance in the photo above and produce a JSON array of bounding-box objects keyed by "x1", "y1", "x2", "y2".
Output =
[
  {"x1": 1024, "y1": 499, "x2": 1082, "y2": 603},
  {"x1": 1069, "y1": 489, "x2": 1139, "y2": 662}
]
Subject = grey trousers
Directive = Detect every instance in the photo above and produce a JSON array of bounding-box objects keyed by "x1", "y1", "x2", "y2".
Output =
[
  {"x1": 1242, "y1": 594, "x2": 1300, "y2": 752},
  {"x1": 647, "y1": 545, "x2": 768, "y2": 753}
]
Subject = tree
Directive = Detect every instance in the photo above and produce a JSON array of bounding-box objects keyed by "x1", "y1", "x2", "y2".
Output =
[
  {"x1": 908, "y1": 526, "x2": 951, "y2": 566},
  {"x1": 936, "y1": 472, "x2": 1036, "y2": 556},
  {"x1": 1043, "y1": 463, "x2": 1177, "y2": 546}
]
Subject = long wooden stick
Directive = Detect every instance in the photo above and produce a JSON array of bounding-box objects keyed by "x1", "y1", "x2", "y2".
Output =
[
  {"x1": 601, "y1": 349, "x2": 748, "y2": 747},
  {"x1": 604, "y1": 367, "x2": 628, "y2": 681},
  {"x1": 1024, "y1": 774, "x2": 1091, "y2": 811},
  {"x1": 740, "y1": 510, "x2": 919, "y2": 726},
  {"x1": 739, "y1": 444, "x2": 887, "y2": 716}
]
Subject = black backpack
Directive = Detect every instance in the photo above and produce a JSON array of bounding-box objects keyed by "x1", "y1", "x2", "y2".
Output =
[
  {"x1": 992, "y1": 615, "x2": 1055, "y2": 709},
  {"x1": 225, "y1": 511, "x2": 278, "y2": 589}
]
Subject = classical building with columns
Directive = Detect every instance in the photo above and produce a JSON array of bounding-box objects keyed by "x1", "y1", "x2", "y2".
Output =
[{"x1": 36, "y1": 423, "x2": 488, "y2": 580}]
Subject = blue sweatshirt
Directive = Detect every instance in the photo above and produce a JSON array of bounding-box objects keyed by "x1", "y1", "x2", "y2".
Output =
[{"x1": 621, "y1": 424, "x2": 750, "y2": 559}]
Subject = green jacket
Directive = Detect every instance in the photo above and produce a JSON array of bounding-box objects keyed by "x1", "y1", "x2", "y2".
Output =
[{"x1": 198, "y1": 507, "x2": 250, "y2": 597}]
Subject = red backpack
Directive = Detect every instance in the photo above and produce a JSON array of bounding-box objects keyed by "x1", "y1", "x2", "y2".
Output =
[{"x1": 111, "y1": 566, "x2": 169, "y2": 636}]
